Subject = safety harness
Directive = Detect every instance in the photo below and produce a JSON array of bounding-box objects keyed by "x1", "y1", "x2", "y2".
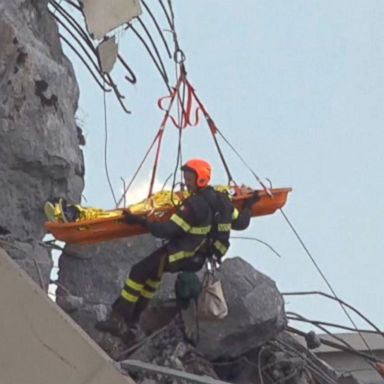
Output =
[{"x1": 199, "y1": 188, "x2": 238, "y2": 261}]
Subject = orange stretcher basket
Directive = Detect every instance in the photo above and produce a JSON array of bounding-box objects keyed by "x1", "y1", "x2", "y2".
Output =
[{"x1": 45, "y1": 187, "x2": 292, "y2": 245}]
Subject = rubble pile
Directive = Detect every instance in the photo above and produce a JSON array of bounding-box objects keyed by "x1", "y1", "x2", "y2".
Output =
[{"x1": 58, "y1": 243, "x2": 338, "y2": 384}]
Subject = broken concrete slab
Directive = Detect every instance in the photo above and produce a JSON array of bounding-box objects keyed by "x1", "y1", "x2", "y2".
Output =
[
  {"x1": 81, "y1": 0, "x2": 142, "y2": 39},
  {"x1": 191, "y1": 257, "x2": 287, "y2": 360},
  {"x1": 0, "y1": 247, "x2": 134, "y2": 384}
]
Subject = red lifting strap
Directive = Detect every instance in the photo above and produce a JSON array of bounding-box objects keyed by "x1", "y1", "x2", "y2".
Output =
[
  {"x1": 157, "y1": 78, "x2": 201, "y2": 129},
  {"x1": 148, "y1": 74, "x2": 185, "y2": 197},
  {"x1": 154, "y1": 74, "x2": 234, "y2": 185}
]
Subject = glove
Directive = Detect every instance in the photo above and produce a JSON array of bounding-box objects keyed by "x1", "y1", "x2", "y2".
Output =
[
  {"x1": 243, "y1": 192, "x2": 260, "y2": 209},
  {"x1": 122, "y1": 211, "x2": 147, "y2": 226}
]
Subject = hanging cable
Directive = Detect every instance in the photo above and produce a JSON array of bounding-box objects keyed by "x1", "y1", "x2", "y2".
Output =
[
  {"x1": 279, "y1": 208, "x2": 375, "y2": 355},
  {"x1": 230, "y1": 236, "x2": 282, "y2": 258},
  {"x1": 102, "y1": 87, "x2": 118, "y2": 205},
  {"x1": 215, "y1": 123, "x2": 273, "y2": 194},
  {"x1": 282, "y1": 291, "x2": 384, "y2": 338},
  {"x1": 207, "y1": 116, "x2": 235, "y2": 185},
  {"x1": 116, "y1": 130, "x2": 161, "y2": 208}
]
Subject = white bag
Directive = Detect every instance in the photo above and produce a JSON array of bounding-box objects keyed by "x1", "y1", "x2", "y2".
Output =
[{"x1": 197, "y1": 273, "x2": 228, "y2": 321}]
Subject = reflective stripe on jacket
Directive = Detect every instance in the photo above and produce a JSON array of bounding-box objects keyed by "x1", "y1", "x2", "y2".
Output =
[
  {"x1": 165, "y1": 188, "x2": 214, "y2": 262},
  {"x1": 145, "y1": 186, "x2": 251, "y2": 263}
]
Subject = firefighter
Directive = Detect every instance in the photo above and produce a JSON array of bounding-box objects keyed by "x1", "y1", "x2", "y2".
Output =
[{"x1": 95, "y1": 159, "x2": 258, "y2": 342}]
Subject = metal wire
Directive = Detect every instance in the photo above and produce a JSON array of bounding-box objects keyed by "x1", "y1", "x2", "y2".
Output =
[
  {"x1": 214, "y1": 127, "x2": 270, "y2": 192},
  {"x1": 257, "y1": 346, "x2": 266, "y2": 384},
  {"x1": 282, "y1": 291, "x2": 384, "y2": 339},
  {"x1": 57, "y1": 33, "x2": 110, "y2": 91},
  {"x1": 104, "y1": 73, "x2": 131, "y2": 114},
  {"x1": 157, "y1": 0, "x2": 174, "y2": 30},
  {"x1": 103, "y1": 87, "x2": 118, "y2": 205},
  {"x1": 279, "y1": 208, "x2": 374, "y2": 356},
  {"x1": 54, "y1": 0, "x2": 137, "y2": 89},
  {"x1": 115, "y1": 131, "x2": 161, "y2": 207},
  {"x1": 137, "y1": 17, "x2": 170, "y2": 83},
  {"x1": 49, "y1": 1, "x2": 93, "y2": 48},
  {"x1": 286, "y1": 326, "x2": 380, "y2": 365},
  {"x1": 141, "y1": 0, "x2": 172, "y2": 59},
  {"x1": 50, "y1": 0, "x2": 138, "y2": 112},
  {"x1": 273, "y1": 338, "x2": 338, "y2": 384},
  {"x1": 117, "y1": 54, "x2": 137, "y2": 84},
  {"x1": 287, "y1": 312, "x2": 363, "y2": 357},
  {"x1": 125, "y1": 23, "x2": 172, "y2": 93},
  {"x1": 285, "y1": 314, "x2": 380, "y2": 334},
  {"x1": 230, "y1": 236, "x2": 282, "y2": 258},
  {"x1": 63, "y1": 0, "x2": 81, "y2": 10},
  {"x1": 286, "y1": 312, "x2": 383, "y2": 375}
]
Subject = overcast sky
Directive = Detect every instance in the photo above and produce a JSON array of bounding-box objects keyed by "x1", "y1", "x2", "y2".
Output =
[{"x1": 62, "y1": 1, "x2": 384, "y2": 333}]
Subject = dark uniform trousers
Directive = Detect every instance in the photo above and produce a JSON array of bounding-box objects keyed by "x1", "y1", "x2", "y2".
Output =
[{"x1": 112, "y1": 244, "x2": 207, "y2": 324}]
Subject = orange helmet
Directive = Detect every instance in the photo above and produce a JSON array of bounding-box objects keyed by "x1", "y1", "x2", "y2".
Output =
[{"x1": 181, "y1": 159, "x2": 212, "y2": 188}]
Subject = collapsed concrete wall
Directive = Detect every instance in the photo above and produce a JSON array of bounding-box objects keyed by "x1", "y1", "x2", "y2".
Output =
[{"x1": 0, "y1": 0, "x2": 84, "y2": 286}]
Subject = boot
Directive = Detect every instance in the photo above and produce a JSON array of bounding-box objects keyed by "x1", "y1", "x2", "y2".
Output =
[
  {"x1": 131, "y1": 297, "x2": 150, "y2": 324},
  {"x1": 44, "y1": 197, "x2": 79, "y2": 223},
  {"x1": 95, "y1": 310, "x2": 128, "y2": 337}
]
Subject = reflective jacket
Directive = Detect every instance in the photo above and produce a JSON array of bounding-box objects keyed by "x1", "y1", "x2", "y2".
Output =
[{"x1": 146, "y1": 186, "x2": 251, "y2": 263}]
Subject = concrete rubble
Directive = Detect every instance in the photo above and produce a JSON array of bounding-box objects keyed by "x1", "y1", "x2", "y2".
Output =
[{"x1": 57, "y1": 240, "x2": 338, "y2": 384}]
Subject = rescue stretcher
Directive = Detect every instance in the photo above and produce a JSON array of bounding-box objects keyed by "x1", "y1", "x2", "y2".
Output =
[{"x1": 44, "y1": 186, "x2": 292, "y2": 245}]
